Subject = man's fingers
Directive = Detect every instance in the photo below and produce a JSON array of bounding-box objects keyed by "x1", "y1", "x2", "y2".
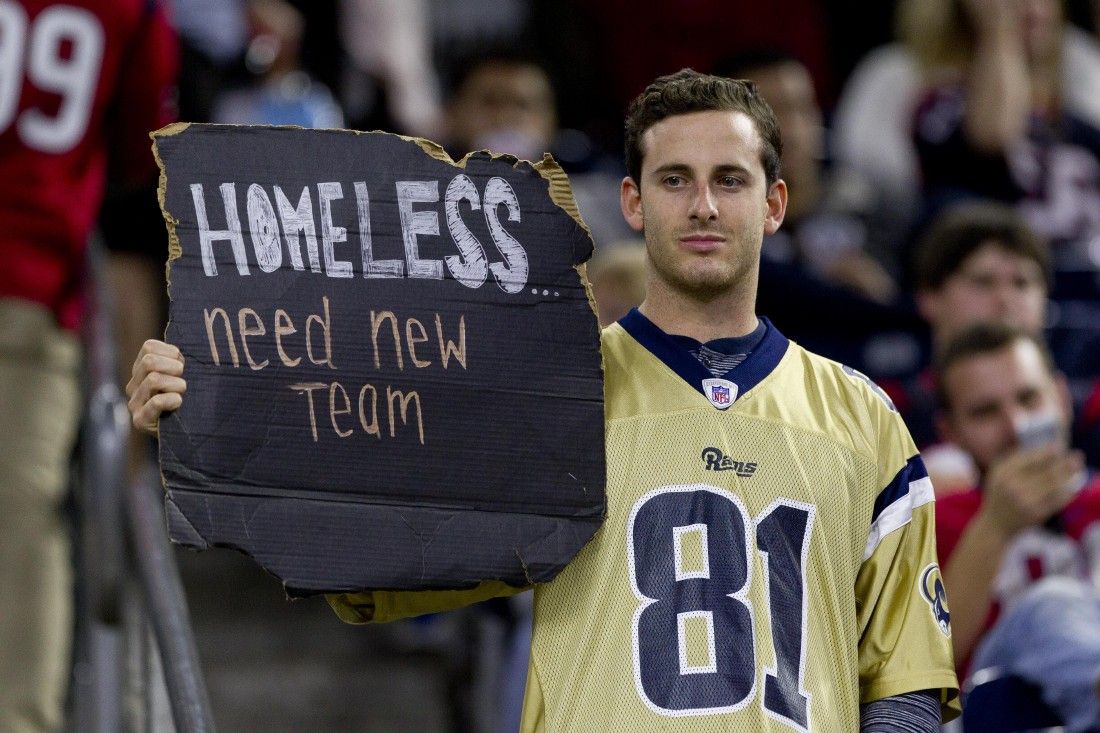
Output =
[
  {"x1": 130, "y1": 372, "x2": 187, "y2": 411},
  {"x1": 127, "y1": 352, "x2": 185, "y2": 399},
  {"x1": 133, "y1": 392, "x2": 183, "y2": 433},
  {"x1": 131, "y1": 340, "x2": 183, "y2": 379}
]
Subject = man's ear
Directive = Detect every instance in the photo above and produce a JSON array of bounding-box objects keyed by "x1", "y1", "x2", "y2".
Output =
[
  {"x1": 763, "y1": 179, "x2": 788, "y2": 235},
  {"x1": 620, "y1": 176, "x2": 644, "y2": 233}
]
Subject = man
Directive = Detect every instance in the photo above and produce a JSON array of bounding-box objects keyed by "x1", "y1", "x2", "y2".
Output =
[
  {"x1": 915, "y1": 203, "x2": 1050, "y2": 356},
  {"x1": 889, "y1": 201, "x2": 1052, "y2": 487},
  {"x1": 129, "y1": 70, "x2": 958, "y2": 730},
  {"x1": 934, "y1": 323, "x2": 1100, "y2": 730},
  {"x1": 0, "y1": 1, "x2": 176, "y2": 730},
  {"x1": 442, "y1": 48, "x2": 636, "y2": 251}
]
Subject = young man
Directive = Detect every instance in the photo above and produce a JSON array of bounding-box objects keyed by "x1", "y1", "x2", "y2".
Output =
[
  {"x1": 129, "y1": 70, "x2": 958, "y2": 730},
  {"x1": 934, "y1": 324, "x2": 1100, "y2": 731}
]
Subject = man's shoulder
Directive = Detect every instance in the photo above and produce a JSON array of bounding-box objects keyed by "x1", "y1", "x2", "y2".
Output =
[{"x1": 783, "y1": 341, "x2": 900, "y2": 416}]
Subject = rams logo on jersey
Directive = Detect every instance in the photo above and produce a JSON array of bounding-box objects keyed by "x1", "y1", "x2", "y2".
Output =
[{"x1": 920, "y1": 564, "x2": 951, "y2": 637}]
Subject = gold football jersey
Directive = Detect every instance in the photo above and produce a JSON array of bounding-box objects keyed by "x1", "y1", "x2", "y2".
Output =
[{"x1": 329, "y1": 313, "x2": 960, "y2": 731}]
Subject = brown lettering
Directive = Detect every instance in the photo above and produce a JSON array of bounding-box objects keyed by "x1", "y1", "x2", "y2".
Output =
[
  {"x1": 274, "y1": 309, "x2": 300, "y2": 367},
  {"x1": 405, "y1": 317, "x2": 432, "y2": 368},
  {"x1": 306, "y1": 295, "x2": 336, "y2": 369},
  {"x1": 238, "y1": 307, "x2": 269, "y2": 370},
  {"x1": 435, "y1": 313, "x2": 467, "y2": 369},
  {"x1": 203, "y1": 307, "x2": 240, "y2": 367},
  {"x1": 387, "y1": 385, "x2": 424, "y2": 445},
  {"x1": 329, "y1": 381, "x2": 353, "y2": 438},
  {"x1": 357, "y1": 383, "x2": 381, "y2": 438},
  {"x1": 289, "y1": 382, "x2": 327, "y2": 441},
  {"x1": 370, "y1": 310, "x2": 404, "y2": 370}
]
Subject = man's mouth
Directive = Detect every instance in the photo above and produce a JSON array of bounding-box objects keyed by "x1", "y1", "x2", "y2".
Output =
[{"x1": 679, "y1": 234, "x2": 726, "y2": 253}]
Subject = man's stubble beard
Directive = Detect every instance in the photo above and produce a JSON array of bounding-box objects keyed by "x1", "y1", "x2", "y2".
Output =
[{"x1": 643, "y1": 230, "x2": 759, "y2": 304}]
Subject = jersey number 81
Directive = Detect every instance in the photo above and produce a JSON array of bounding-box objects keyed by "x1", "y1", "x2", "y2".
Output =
[{"x1": 627, "y1": 485, "x2": 815, "y2": 729}]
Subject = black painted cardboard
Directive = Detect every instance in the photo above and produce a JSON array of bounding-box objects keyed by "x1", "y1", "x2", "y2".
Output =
[{"x1": 152, "y1": 123, "x2": 605, "y2": 596}]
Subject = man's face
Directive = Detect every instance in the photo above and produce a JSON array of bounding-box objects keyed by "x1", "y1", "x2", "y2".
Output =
[
  {"x1": 940, "y1": 339, "x2": 1069, "y2": 472},
  {"x1": 619, "y1": 110, "x2": 786, "y2": 301},
  {"x1": 919, "y1": 241, "x2": 1047, "y2": 346},
  {"x1": 446, "y1": 62, "x2": 556, "y2": 159}
]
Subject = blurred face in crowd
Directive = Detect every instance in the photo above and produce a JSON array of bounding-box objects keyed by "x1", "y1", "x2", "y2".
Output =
[
  {"x1": 918, "y1": 241, "x2": 1047, "y2": 347},
  {"x1": 620, "y1": 110, "x2": 786, "y2": 302},
  {"x1": 939, "y1": 337, "x2": 1069, "y2": 472},
  {"x1": 740, "y1": 60, "x2": 822, "y2": 198},
  {"x1": 446, "y1": 61, "x2": 557, "y2": 160}
]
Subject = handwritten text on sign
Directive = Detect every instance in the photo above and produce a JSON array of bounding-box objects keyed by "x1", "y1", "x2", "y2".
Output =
[{"x1": 153, "y1": 124, "x2": 605, "y2": 593}]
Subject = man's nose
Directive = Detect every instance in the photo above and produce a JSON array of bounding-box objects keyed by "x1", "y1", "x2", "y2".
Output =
[
  {"x1": 1007, "y1": 409, "x2": 1031, "y2": 446},
  {"x1": 689, "y1": 184, "x2": 718, "y2": 220}
]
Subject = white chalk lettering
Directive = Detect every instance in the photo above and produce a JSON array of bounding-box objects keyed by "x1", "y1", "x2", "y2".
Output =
[
  {"x1": 395, "y1": 180, "x2": 444, "y2": 279},
  {"x1": 273, "y1": 185, "x2": 321, "y2": 273},
  {"x1": 443, "y1": 174, "x2": 489, "y2": 288},
  {"x1": 246, "y1": 184, "x2": 282, "y2": 273},
  {"x1": 317, "y1": 181, "x2": 353, "y2": 278},
  {"x1": 354, "y1": 181, "x2": 403, "y2": 278},
  {"x1": 192, "y1": 182, "x2": 249, "y2": 276},
  {"x1": 483, "y1": 177, "x2": 528, "y2": 294}
]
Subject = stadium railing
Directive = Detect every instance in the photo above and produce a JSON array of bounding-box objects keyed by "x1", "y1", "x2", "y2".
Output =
[{"x1": 68, "y1": 241, "x2": 215, "y2": 732}]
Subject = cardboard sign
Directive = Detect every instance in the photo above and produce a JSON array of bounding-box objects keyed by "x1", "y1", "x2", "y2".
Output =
[{"x1": 152, "y1": 124, "x2": 605, "y2": 596}]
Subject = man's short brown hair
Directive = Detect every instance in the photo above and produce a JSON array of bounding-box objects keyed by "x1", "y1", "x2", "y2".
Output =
[
  {"x1": 914, "y1": 202, "x2": 1051, "y2": 292},
  {"x1": 935, "y1": 322, "x2": 1057, "y2": 410},
  {"x1": 623, "y1": 69, "x2": 782, "y2": 188}
]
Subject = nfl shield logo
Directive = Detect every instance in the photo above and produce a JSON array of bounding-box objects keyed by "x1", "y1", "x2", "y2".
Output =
[{"x1": 701, "y1": 378, "x2": 738, "y2": 411}]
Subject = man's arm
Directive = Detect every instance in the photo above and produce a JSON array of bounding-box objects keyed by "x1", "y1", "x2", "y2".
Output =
[
  {"x1": 860, "y1": 690, "x2": 941, "y2": 732},
  {"x1": 959, "y1": 0, "x2": 1030, "y2": 153},
  {"x1": 943, "y1": 445, "x2": 1084, "y2": 661},
  {"x1": 326, "y1": 581, "x2": 527, "y2": 624}
]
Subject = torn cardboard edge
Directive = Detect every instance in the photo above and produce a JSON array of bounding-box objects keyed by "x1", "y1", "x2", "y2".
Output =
[{"x1": 165, "y1": 487, "x2": 604, "y2": 597}]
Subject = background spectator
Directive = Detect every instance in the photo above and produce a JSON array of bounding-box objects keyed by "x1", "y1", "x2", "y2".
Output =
[{"x1": 934, "y1": 324, "x2": 1100, "y2": 730}]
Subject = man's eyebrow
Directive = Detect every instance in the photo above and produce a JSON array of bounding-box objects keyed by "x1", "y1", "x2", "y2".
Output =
[
  {"x1": 649, "y1": 163, "x2": 754, "y2": 178},
  {"x1": 650, "y1": 163, "x2": 692, "y2": 178},
  {"x1": 713, "y1": 164, "x2": 753, "y2": 177}
]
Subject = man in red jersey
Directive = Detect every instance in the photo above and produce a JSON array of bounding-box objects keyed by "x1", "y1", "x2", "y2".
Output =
[
  {"x1": 0, "y1": 1, "x2": 176, "y2": 729},
  {"x1": 935, "y1": 323, "x2": 1100, "y2": 730}
]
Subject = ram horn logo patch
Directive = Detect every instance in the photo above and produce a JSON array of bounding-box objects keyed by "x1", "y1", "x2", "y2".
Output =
[
  {"x1": 920, "y1": 563, "x2": 951, "y2": 637},
  {"x1": 701, "y1": 378, "x2": 738, "y2": 410}
]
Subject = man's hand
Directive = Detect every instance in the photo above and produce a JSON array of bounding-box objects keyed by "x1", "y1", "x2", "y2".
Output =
[
  {"x1": 979, "y1": 445, "x2": 1087, "y2": 537},
  {"x1": 125, "y1": 339, "x2": 186, "y2": 434}
]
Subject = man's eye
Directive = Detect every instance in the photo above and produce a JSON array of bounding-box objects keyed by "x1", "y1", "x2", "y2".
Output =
[
  {"x1": 718, "y1": 176, "x2": 741, "y2": 187},
  {"x1": 664, "y1": 175, "x2": 684, "y2": 186}
]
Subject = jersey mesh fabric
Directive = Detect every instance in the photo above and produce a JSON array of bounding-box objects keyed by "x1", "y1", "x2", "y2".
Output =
[{"x1": 520, "y1": 324, "x2": 958, "y2": 731}]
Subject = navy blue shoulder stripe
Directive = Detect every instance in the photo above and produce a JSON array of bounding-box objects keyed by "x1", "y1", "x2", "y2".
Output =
[{"x1": 871, "y1": 455, "x2": 930, "y2": 524}]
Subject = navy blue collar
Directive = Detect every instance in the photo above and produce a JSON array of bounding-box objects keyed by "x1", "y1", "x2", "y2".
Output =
[{"x1": 618, "y1": 308, "x2": 789, "y2": 401}]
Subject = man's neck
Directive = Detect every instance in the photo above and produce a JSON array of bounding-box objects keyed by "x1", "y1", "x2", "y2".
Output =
[{"x1": 638, "y1": 286, "x2": 759, "y2": 343}]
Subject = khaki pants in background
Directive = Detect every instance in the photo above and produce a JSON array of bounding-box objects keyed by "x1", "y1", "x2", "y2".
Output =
[{"x1": 0, "y1": 299, "x2": 81, "y2": 733}]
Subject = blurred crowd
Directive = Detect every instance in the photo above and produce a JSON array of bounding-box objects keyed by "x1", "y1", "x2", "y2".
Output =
[{"x1": 7, "y1": 0, "x2": 1100, "y2": 730}]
